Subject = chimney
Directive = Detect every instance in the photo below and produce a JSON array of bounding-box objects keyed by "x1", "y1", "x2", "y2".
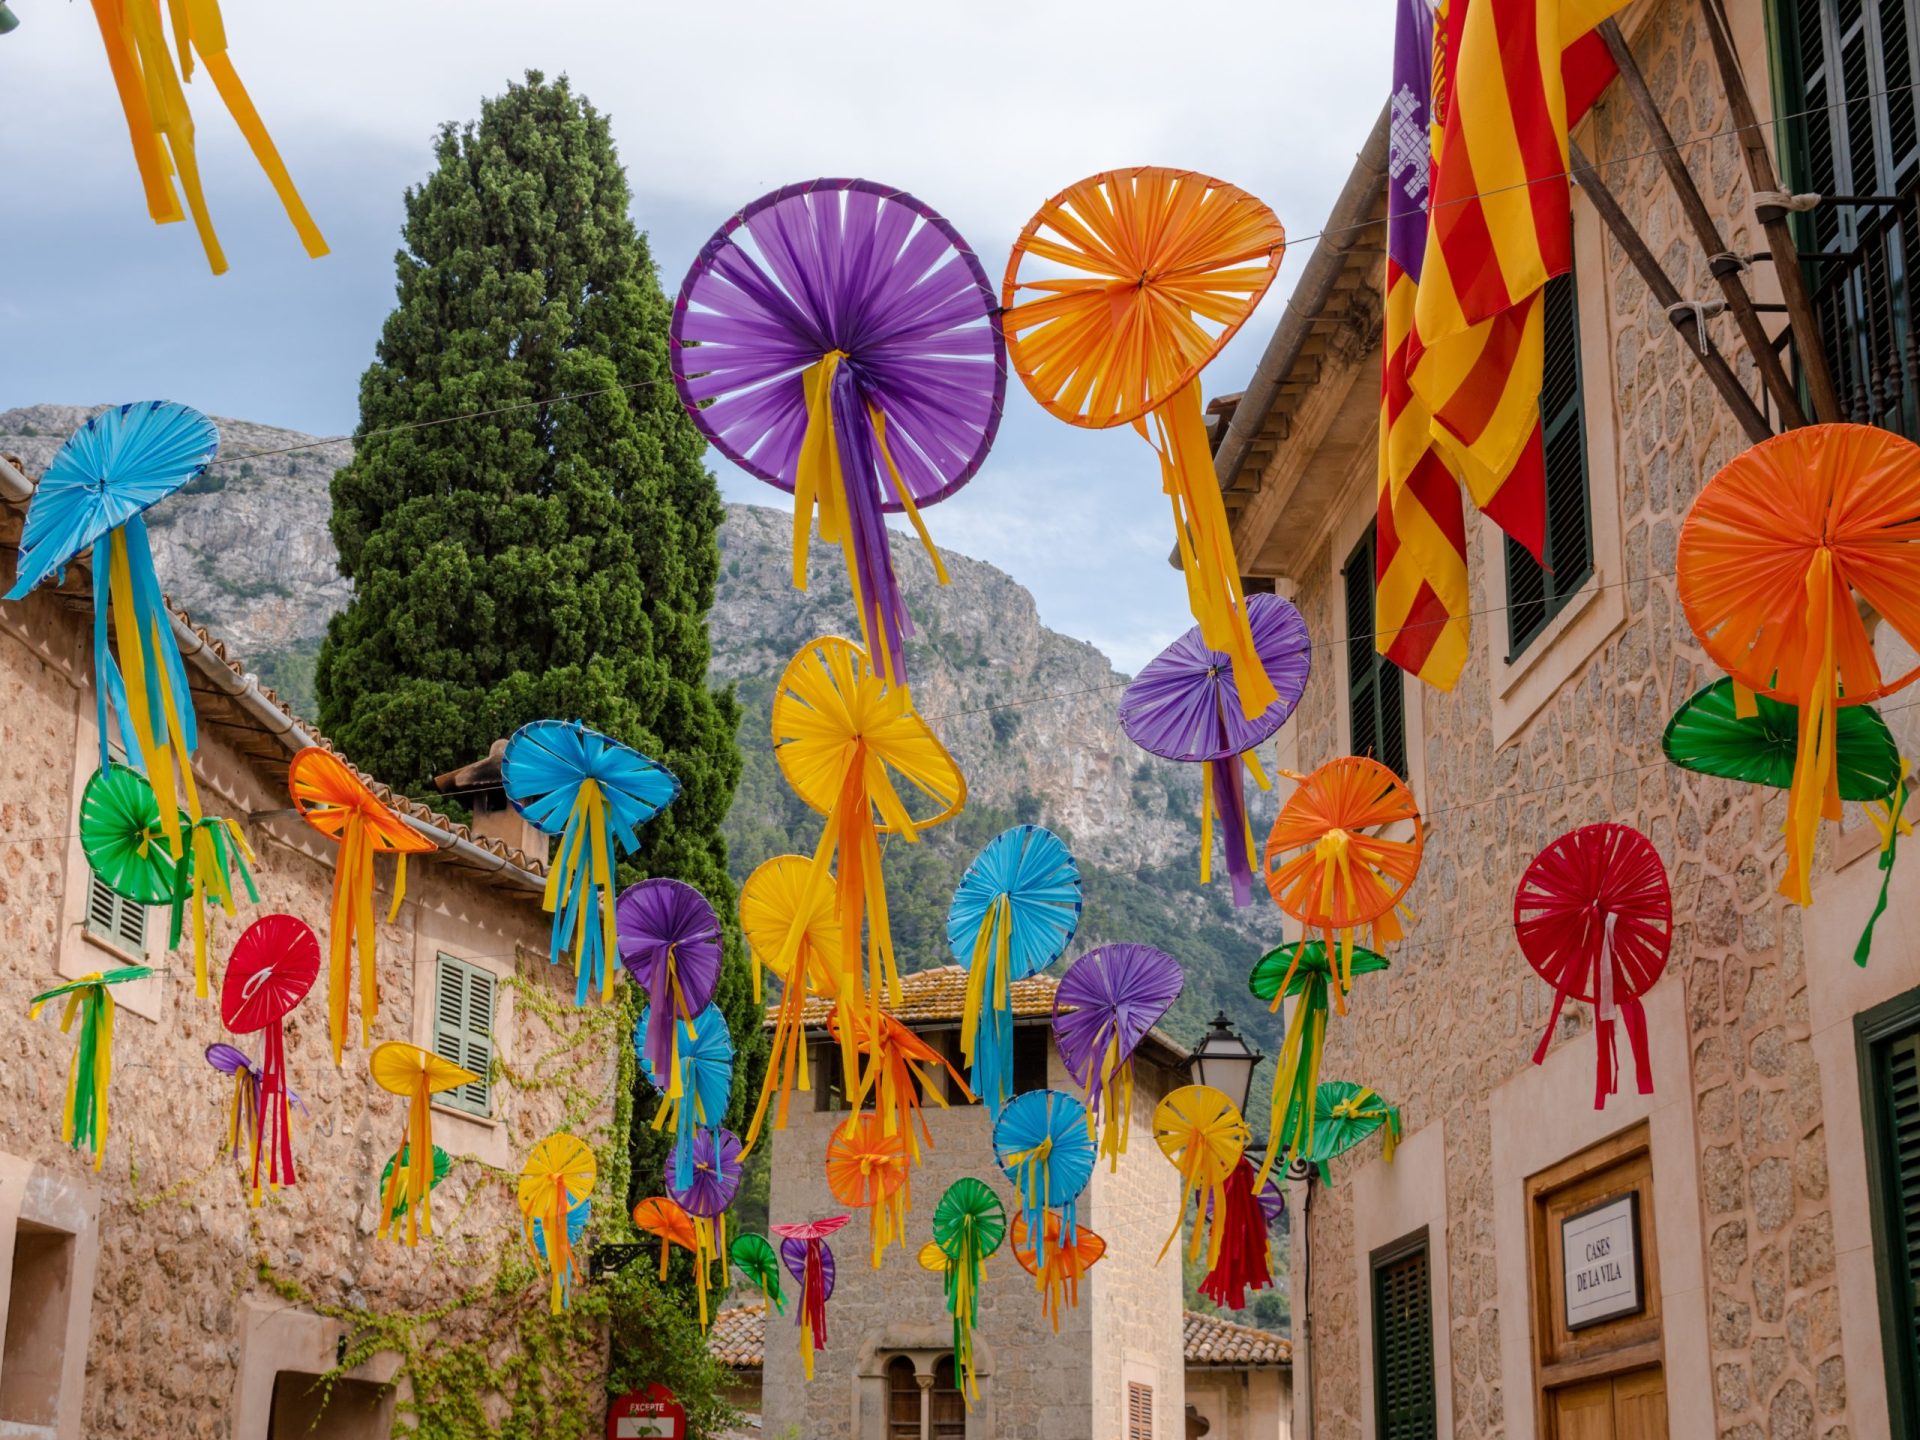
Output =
[{"x1": 431, "y1": 738, "x2": 549, "y2": 863}]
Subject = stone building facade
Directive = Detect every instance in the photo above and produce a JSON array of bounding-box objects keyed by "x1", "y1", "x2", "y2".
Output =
[
  {"x1": 1205, "y1": 1, "x2": 1920, "y2": 1436},
  {"x1": 757, "y1": 965, "x2": 1209, "y2": 1440},
  {"x1": 714, "y1": 1298, "x2": 1293, "y2": 1440},
  {"x1": 0, "y1": 452, "x2": 617, "y2": 1438}
]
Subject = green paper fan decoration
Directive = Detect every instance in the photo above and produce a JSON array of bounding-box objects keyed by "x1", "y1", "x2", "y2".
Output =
[
  {"x1": 932, "y1": 1178, "x2": 1005, "y2": 1406},
  {"x1": 379, "y1": 1143, "x2": 451, "y2": 1221},
  {"x1": 1248, "y1": 940, "x2": 1389, "y2": 1188},
  {"x1": 1663, "y1": 678, "x2": 1901, "y2": 801},
  {"x1": 1664, "y1": 677, "x2": 1911, "y2": 965},
  {"x1": 80, "y1": 765, "x2": 186, "y2": 906},
  {"x1": 729, "y1": 1233, "x2": 787, "y2": 1315},
  {"x1": 1299, "y1": 1080, "x2": 1401, "y2": 1185}
]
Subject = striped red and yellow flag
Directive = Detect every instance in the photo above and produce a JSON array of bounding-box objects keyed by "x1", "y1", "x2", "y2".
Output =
[
  {"x1": 1377, "y1": 0, "x2": 1471, "y2": 690},
  {"x1": 1408, "y1": 0, "x2": 1622, "y2": 558}
]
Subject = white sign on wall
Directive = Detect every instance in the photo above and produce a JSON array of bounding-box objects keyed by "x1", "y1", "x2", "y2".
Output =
[{"x1": 1561, "y1": 1191, "x2": 1644, "y2": 1331}]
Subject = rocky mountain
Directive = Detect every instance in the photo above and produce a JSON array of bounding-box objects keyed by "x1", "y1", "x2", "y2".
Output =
[{"x1": 0, "y1": 406, "x2": 1282, "y2": 1054}]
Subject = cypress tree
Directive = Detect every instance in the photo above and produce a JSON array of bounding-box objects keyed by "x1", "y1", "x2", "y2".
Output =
[{"x1": 317, "y1": 72, "x2": 762, "y2": 1210}]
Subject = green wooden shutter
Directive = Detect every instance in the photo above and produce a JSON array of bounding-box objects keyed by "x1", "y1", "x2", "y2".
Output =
[
  {"x1": 1770, "y1": 0, "x2": 1920, "y2": 434},
  {"x1": 85, "y1": 870, "x2": 147, "y2": 954},
  {"x1": 432, "y1": 955, "x2": 494, "y2": 1116},
  {"x1": 1864, "y1": 1002, "x2": 1920, "y2": 1438},
  {"x1": 1373, "y1": 1236, "x2": 1438, "y2": 1440},
  {"x1": 1503, "y1": 271, "x2": 1592, "y2": 658},
  {"x1": 1344, "y1": 527, "x2": 1409, "y2": 779}
]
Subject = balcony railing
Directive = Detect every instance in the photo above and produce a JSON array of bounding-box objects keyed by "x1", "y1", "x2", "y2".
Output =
[{"x1": 1772, "y1": 180, "x2": 1920, "y2": 439}]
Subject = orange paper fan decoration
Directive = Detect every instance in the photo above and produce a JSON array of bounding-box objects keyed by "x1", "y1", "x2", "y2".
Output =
[
  {"x1": 1263, "y1": 757, "x2": 1423, "y2": 1005},
  {"x1": 1002, "y1": 168, "x2": 1286, "y2": 718},
  {"x1": 832, "y1": 1005, "x2": 972, "y2": 1162},
  {"x1": 825, "y1": 1114, "x2": 912, "y2": 1269},
  {"x1": 1676, "y1": 424, "x2": 1920, "y2": 904},
  {"x1": 289, "y1": 748, "x2": 435, "y2": 1066},
  {"x1": 634, "y1": 1195, "x2": 698, "y2": 1266},
  {"x1": 1009, "y1": 1210, "x2": 1106, "y2": 1332}
]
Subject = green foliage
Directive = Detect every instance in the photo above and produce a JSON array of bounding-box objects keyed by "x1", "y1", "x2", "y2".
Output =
[
  {"x1": 253, "y1": 637, "x2": 323, "y2": 720},
  {"x1": 315, "y1": 67, "x2": 762, "y2": 1316},
  {"x1": 603, "y1": 1266, "x2": 743, "y2": 1439}
]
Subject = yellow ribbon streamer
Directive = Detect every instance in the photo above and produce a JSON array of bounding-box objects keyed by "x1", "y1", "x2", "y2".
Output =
[{"x1": 1143, "y1": 378, "x2": 1278, "y2": 718}]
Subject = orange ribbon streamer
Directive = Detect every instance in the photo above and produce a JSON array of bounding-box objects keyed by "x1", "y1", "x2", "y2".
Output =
[{"x1": 89, "y1": 0, "x2": 327, "y2": 273}]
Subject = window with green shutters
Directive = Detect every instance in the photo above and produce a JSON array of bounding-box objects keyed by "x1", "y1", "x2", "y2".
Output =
[
  {"x1": 1771, "y1": 0, "x2": 1920, "y2": 435},
  {"x1": 1504, "y1": 270, "x2": 1592, "y2": 659},
  {"x1": 1372, "y1": 1231, "x2": 1438, "y2": 1440},
  {"x1": 1859, "y1": 987, "x2": 1920, "y2": 1438},
  {"x1": 432, "y1": 955, "x2": 495, "y2": 1116},
  {"x1": 84, "y1": 870, "x2": 147, "y2": 955},
  {"x1": 1344, "y1": 525, "x2": 1409, "y2": 780},
  {"x1": 84, "y1": 742, "x2": 148, "y2": 956}
]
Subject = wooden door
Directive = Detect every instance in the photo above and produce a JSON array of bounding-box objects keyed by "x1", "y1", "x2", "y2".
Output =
[
  {"x1": 1547, "y1": 1368, "x2": 1667, "y2": 1440},
  {"x1": 1529, "y1": 1126, "x2": 1667, "y2": 1439}
]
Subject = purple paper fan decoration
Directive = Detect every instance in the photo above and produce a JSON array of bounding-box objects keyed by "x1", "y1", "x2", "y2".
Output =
[
  {"x1": 670, "y1": 178, "x2": 1007, "y2": 686},
  {"x1": 1052, "y1": 944, "x2": 1185, "y2": 1135},
  {"x1": 667, "y1": 1128, "x2": 744, "y2": 1220},
  {"x1": 1119, "y1": 593, "x2": 1311, "y2": 905},
  {"x1": 781, "y1": 1235, "x2": 837, "y2": 1301},
  {"x1": 1120, "y1": 593, "x2": 1311, "y2": 762},
  {"x1": 205, "y1": 1042, "x2": 254, "y2": 1078},
  {"x1": 618, "y1": 878, "x2": 724, "y2": 1084}
]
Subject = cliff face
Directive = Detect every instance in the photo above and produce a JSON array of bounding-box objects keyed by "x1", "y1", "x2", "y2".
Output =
[
  {"x1": 0, "y1": 406, "x2": 1278, "y2": 1044},
  {"x1": 1, "y1": 405, "x2": 351, "y2": 664}
]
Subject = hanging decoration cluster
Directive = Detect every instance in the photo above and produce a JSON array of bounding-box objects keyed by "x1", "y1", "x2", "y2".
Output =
[{"x1": 1671, "y1": 425, "x2": 1920, "y2": 960}]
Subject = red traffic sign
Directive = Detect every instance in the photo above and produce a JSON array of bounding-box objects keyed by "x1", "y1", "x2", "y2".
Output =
[{"x1": 608, "y1": 1385, "x2": 687, "y2": 1439}]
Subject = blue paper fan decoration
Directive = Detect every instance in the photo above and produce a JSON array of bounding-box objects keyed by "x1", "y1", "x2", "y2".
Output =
[
  {"x1": 993, "y1": 1088, "x2": 1096, "y2": 1274},
  {"x1": 8, "y1": 401, "x2": 215, "y2": 798},
  {"x1": 501, "y1": 720, "x2": 680, "y2": 1004},
  {"x1": 638, "y1": 1001, "x2": 735, "y2": 1192},
  {"x1": 946, "y1": 825, "x2": 1081, "y2": 1117}
]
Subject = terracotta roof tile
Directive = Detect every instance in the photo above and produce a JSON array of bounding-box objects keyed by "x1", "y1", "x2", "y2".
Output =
[
  {"x1": 1182, "y1": 1309, "x2": 1292, "y2": 1367},
  {"x1": 166, "y1": 593, "x2": 548, "y2": 880},
  {"x1": 709, "y1": 1302, "x2": 766, "y2": 1369},
  {"x1": 769, "y1": 964, "x2": 1062, "y2": 1029},
  {"x1": 706, "y1": 1301, "x2": 1290, "y2": 1371}
]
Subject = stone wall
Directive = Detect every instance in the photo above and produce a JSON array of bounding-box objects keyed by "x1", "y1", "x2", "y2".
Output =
[
  {"x1": 1088, "y1": 1055, "x2": 1188, "y2": 1440},
  {"x1": 0, "y1": 578, "x2": 616, "y2": 1438},
  {"x1": 761, "y1": 1029, "x2": 1186, "y2": 1439},
  {"x1": 1280, "y1": 3, "x2": 1859, "y2": 1437}
]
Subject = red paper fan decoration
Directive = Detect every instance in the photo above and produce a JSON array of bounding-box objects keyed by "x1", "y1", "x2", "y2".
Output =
[
  {"x1": 220, "y1": 914, "x2": 321, "y2": 1201},
  {"x1": 1513, "y1": 824, "x2": 1672, "y2": 1109}
]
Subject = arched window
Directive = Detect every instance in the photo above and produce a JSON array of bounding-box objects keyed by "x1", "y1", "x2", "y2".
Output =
[
  {"x1": 879, "y1": 1354, "x2": 967, "y2": 1439},
  {"x1": 886, "y1": 1356, "x2": 920, "y2": 1440},
  {"x1": 929, "y1": 1355, "x2": 966, "y2": 1438}
]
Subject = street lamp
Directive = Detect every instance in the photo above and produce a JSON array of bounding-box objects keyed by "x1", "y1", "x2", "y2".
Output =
[{"x1": 1188, "y1": 1011, "x2": 1262, "y2": 1118}]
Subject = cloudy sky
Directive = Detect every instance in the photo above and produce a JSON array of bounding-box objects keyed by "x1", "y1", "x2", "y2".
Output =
[{"x1": 0, "y1": 2, "x2": 1390, "y2": 670}]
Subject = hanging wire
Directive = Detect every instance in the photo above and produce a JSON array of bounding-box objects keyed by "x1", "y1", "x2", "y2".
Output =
[{"x1": 177, "y1": 75, "x2": 1920, "y2": 475}]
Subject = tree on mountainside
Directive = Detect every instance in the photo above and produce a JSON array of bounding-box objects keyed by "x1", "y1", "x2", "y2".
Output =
[{"x1": 315, "y1": 71, "x2": 762, "y2": 1232}]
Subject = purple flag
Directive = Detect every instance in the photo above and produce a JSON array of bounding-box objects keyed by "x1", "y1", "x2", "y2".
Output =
[{"x1": 1388, "y1": 0, "x2": 1436, "y2": 280}]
